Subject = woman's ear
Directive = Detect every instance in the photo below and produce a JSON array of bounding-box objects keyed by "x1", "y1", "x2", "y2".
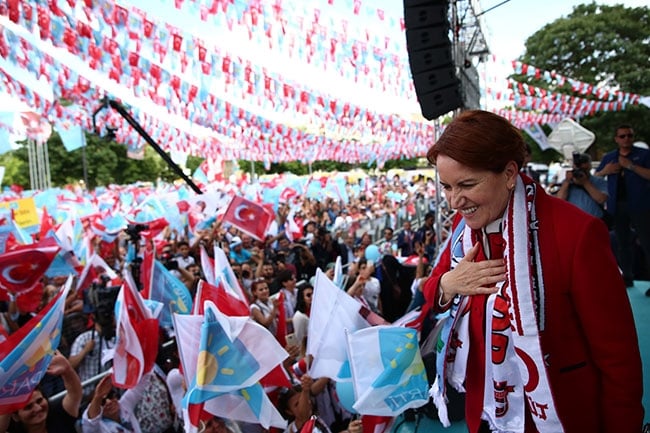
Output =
[{"x1": 504, "y1": 160, "x2": 519, "y2": 185}]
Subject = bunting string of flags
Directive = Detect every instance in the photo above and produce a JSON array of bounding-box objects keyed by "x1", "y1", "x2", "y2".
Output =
[
  {"x1": 491, "y1": 109, "x2": 565, "y2": 131},
  {"x1": 1, "y1": 1, "x2": 647, "y2": 165},
  {"x1": 508, "y1": 79, "x2": 634, "y2": 115},
  {"x1": 511, "y1": 60, "x2": 642, "y2": 103},
  {"x1": 0, "y1": 0, "x2": 436, "y2": 165},
  {"x1": 480, "y1": 55, "x2": 648, "y2": 126},
  {"x1": 482, "y1": 55, "x2": 644, "y2": 106}
]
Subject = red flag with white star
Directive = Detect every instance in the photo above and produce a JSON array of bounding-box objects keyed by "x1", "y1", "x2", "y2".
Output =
[
  {"x1": 221, "y1": 195, "x2": 274, "y2": 241},
  {"x1": 112, "y1": 274, "x2": 159, "y2": 389},
  {"x1": 0, "y1": 238, "x2": 60, "y2": 294}
]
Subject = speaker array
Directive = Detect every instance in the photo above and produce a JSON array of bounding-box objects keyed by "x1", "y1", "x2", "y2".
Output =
[{"x1": 403, "y1": 0, "x2": 462, "y2": 120}]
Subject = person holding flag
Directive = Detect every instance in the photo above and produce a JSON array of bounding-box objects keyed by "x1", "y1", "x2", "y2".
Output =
[
  {"x1": 81, "y1": 373, "x2": 150, "y2": 433},
  {"x1": 277, "y1": 374, "x2": 363, "y2": 433},
  {"x1": 69, "y1": 310, "x2": 117, "y2": 404},
  {"x1": 0, "y1": 352, "x2": 82, "y2": 433}
]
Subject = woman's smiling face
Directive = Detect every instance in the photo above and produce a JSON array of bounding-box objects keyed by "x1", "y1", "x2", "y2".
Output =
[
  {"x1": 14, "y1": 390, "x2": 48, "y2": 427},
  {"x1": 437, "y1": 154, "x2": 518, "y2": 230}
]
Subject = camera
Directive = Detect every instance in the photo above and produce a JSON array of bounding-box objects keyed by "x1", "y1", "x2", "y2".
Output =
[
  {"x1": 125, "y1": 223, "x2": 149, "y2": 243},
  {"x1": 163, "y1": 259, "x2": 179, "y2": 271},
  {"x1": 571, "y1": 152, "x2": 590, "y2": 180},
  {"x1": 572, "y1": 152, "x2": 590, "y2": 166},
  {"x1": 571, "y1": 168, "x2": 588, "y2": 179},
  {"x1": 83, "y1": 274, "x2": 120, "y2": 340}
]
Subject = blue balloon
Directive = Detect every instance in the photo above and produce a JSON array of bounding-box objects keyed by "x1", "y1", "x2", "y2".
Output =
[
  {"x1": 365, "y1": 244, "x2": 380, "y2": 263},
  {"x1": 334, "y1": 380, "x2": 358, "y2": 414}
]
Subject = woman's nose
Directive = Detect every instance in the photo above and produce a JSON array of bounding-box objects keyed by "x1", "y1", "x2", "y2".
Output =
[{"x1": 447, "y1": 189, "x2": 463, "y2": 208}]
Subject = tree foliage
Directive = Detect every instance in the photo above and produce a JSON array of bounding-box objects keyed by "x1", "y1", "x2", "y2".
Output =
[
  {"x1": 1, "y1": 131, "x2": 422, "y2": 189},
  {"x1": 518, "y1": 3, "x2": 650, "y2": 157},
  {"x1": 1, "y1": 131, "x2": 188, "y2": 189}
]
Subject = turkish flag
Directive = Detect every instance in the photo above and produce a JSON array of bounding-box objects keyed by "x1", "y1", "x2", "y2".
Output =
[
  {"x1": 38, "y1": 207, "x2": 55, "y2": 240},
  {"x1": 279, "y1": 187, "x2": 298, "y2": 203},
  {"x1": 125, "y1": 217, "x2": 169, "y2": 239},
  {"x1": 186, "y1": 402, "x2": 211, "y2": 432},
  {"x1": 284, "y1": 210, "x2": 303, "y2": 242},
  {"x1": 300, "y1": 417, "x2": 317, "y2": 433},
  {"x1": 139, "y1": 244, "x2": 155, "y2": 299},
  {"x1": 15, "y1": 282, "x2": 44, "y2": 313},
  {"x1": 193, "y1": 280, "x2": 249, "y2": 317},
  {"x1": 199, "y1": 245, "x2": 216, "y2": 285},
  {"x1": 0, "y1": 238, "x2": 60, "y2": 294},
  {"x1": 112, "y1": 277, "x2": 159, "y2": 389},
  {"x1": 260, "y1": 364, "x2": 292, "y2": 390},
  {"x1": 221, "y1": 195, "x2": 274, "y2": 241},
  {"x1": 75, "y1": 253, "x2": 119, "y2": 293},
  {"x1": 275, "y1": 291, "x2": 287, "y2": 347},
  {"x1": 362, "y1": 415, "x2": 394, "y2": 433}
]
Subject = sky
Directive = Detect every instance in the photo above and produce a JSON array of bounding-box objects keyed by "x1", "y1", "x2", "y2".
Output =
[
  {"x1": 480, "y1": 0, "x2": 649, "y2": 61},
  {"x1": 474, "y1": 0, "x2": 649, "y2": 108}
]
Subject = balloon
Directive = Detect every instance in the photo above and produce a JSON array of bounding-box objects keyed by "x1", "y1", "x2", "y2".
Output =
[
  {"x1": 365, "y1": 244, "x2": 380, "y2": 263},
  {"x1": 334, "y1": 380, "x2": 357, "y2": 414}
]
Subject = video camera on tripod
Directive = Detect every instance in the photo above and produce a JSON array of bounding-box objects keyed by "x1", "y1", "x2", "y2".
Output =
[
  {"x1": 125, "y1": 223, "x2": 149, "y2": 244},
  {"x1": 83, "y1": 274, "x2": 121, "y2": 340}
]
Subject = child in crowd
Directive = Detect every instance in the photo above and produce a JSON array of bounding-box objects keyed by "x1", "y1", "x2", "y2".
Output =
[{"x1": 278, "y1": 374, "x2": 361, "y2": 433}]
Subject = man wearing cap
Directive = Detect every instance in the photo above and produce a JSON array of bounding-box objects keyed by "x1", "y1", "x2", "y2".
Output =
[{"x1": 229, "y1": 236, "x2": 252, "y2": 265}]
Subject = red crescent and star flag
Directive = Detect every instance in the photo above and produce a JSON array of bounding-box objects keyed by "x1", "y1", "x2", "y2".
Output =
[
  {"x1": 0, "y1": 237, "x2": 60, "y2": 294},
  {"x1": 222, "y1": 195, "x2": 274, "y2": 242},
  {"x1": 112, "y1": 273, "x2": 159, "y2": 389}
]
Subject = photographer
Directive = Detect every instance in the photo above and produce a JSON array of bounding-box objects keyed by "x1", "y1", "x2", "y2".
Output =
[
  {"x1": 71, "y1": 277, "x2": 119, "y2": 405},
  {"x1": 555, "y1": 153, "x2": 608, "y2": 219}
]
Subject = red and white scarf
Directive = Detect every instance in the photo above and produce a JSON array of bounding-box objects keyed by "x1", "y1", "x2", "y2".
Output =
[{"x1": 431, "y1": 175, "x2": 565, "y2": 433}]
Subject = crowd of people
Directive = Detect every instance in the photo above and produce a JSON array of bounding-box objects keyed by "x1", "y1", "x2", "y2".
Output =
[
  {"x1": 0, "y1": 169, "x2": 441, "y2": 433},
  {"x1": 0, "y1": 112, "x2": 648, "y2": 433}
]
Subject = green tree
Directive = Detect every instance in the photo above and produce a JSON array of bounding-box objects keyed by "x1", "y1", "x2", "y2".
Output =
[
  {"x1": 0, "y1": 150, "x2": 29, "y2": 187},
  {"x1": 518, "y1": 3, "x2": 650, "y2": 157},
  {"x1": 1, "y1": 131, "x2": 194, "y2": 190}
]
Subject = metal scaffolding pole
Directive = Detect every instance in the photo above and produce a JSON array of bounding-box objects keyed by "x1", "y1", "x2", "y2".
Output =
[
  {"x1": 27, "y1": 139, "x2": 36, "y2": 190},
  {"x1": 42, "y1": 140, "x2": 52, "y2": 189},
  {"x1": 452, "y1": 0, "x2": 490, "y2": 110},
  {"x1": 37, "y1": 141, "x2": 46, "y2": 190},
  {"x1": 26, "y1": 138, "x2": 52, "y2": 191}
]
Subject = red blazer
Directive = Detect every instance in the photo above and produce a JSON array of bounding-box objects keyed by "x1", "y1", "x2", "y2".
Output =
[{"x1": 423, "y1": 188, "x2": 644, "y2": 433}]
